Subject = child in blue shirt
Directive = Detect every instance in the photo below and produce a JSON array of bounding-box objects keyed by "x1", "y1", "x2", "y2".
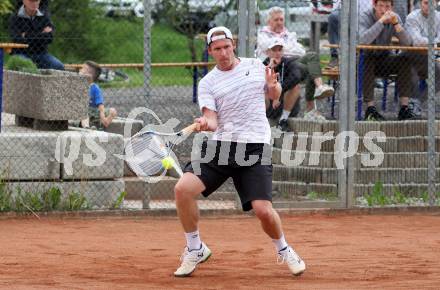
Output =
[{"x1": 79, "y1": 61, "x2": 117, "y2": 128}]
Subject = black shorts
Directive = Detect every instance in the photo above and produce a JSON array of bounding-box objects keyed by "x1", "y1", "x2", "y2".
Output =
[{"x1": 183, "y1": 141, "x2": 273, "y2": 211}]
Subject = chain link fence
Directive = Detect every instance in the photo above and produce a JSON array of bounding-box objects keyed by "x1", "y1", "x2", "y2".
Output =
[{"x1": 0, "y1": 0, "x2": 438, "y2": 214}]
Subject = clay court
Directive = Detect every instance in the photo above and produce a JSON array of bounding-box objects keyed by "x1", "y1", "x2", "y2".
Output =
[{"x1": 0, "y1": 212, "x2": 439, "y2": 289}]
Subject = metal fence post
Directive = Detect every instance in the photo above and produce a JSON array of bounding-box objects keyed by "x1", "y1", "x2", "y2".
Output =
[
  {"x1": 338, "y1": 0, "x2": 357, "y2": 208},
  {"x1": 247, "y1": 0, "x2": 256, "y2": 58},
  {"x1": 143, "y1": 0, "x2": 152, "y2": 97},
  {"x1": 427, "y1": 0, "x2": 437, "y2": 205},
  {"x1": 238, "y1": 0, "x2": 248, "y2": 57}
]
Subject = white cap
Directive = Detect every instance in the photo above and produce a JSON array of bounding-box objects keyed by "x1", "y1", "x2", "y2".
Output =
[
  {"x1": 267, "y1": 37, "x2": 285, "y2": 49},
  {"x1": 206, "y1": 26, "x2": 233, "y2": 45}
]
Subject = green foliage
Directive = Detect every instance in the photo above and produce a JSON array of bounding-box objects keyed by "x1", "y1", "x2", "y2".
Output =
[
  {"x1": 306, "y1": 191, "x2": 338, "y2": 201},
  {"x1": 0, "y1": 177, "x2": 12, "y2": 212},
  {"x1": 16, "y1": 190, "x2": 44, "y2": 212},
  {"x1": 50, "y1": 0, "x2": 106, "y2": 62},
  {"x1": 41, "y1": 187, "x2": 62, "y2": 211},
  {"x1": 5, "y1": 55, "x2": 39, "y2": 74},
  {"x1": 420, "y1": 191, "x2": 429, "y2": 203},
  {"x1": 365, "y1": 182, "x2": 391, "y2": 207},
  {"x1": 64, "y1": 192, "x2": 88, "y2": 211},
  {"x1": 113, "y1": 191, "x2": 127, "y2": 209},
  {"x1": 392, "y1": 188, "x2": 407, "y2": 204},
  {"x1": 0, "y1": 0, "x2": 13, "y2": 16}
]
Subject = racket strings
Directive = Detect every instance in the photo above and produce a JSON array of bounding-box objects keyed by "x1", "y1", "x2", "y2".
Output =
[{"x1": 127, "y1": 134, "x2": 168, "y2": 176}]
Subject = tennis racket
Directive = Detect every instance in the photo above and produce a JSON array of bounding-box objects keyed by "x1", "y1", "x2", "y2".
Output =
[{"x1": 124, "y1": 123, "x2": 199, "y2": 178}]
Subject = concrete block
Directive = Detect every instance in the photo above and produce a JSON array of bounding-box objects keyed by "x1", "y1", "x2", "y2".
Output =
[
  {"x1": 321, "y1": 168, "x2": 338, "y2": 184},
  {"x1": 403, "y1": 120, "x2": 427, "y2": 136},
  {"x1": 0, "y1": 132, "x2": 60, "y2": 180},
  {"x1": 104, "y1": 117, "x2": 144, "y2": 137},
  {"x1": 398, "y1": 137, "x2": 425, "y2": 152},
  {"x1": 3, "y1": 69, "x2": 88, "y2": 121},
  {"x1": 59, "y1": 129, "x2": 124, "y2": 180},
  {"x1": 288, "y1": 118, "x2": 323, "y2": 134},
  {"x1": 62, "y1": 180, "x2": 125, "y2": 208},
  {"x1": 322, "y1": 121, "x2": 339, "y2": 134}
]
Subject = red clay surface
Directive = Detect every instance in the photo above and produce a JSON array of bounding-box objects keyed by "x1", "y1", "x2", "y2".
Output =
[{"x1": 1, "y1": 213, "x2": 439, "y2": 289}]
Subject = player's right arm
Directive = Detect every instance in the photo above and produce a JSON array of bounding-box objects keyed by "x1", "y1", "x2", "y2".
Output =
[{"x1": 195, "y1": 108, "x2": 218, "y2": 132}]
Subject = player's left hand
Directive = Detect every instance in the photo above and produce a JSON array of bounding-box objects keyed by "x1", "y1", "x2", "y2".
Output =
[{"x1": 265, "y1": 66, "x2": 279, "y2": 89}]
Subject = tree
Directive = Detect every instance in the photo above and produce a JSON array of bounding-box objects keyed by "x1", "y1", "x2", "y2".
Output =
[
  {"x1": 0, "y1": 0, "x2": 13, "y2": 16},
  {"x1": 49, "y1": 0, "x2": 105, "y2": 62},
  {"x1": 154, "y1": 0, "x2": 236, "y2": 62}
]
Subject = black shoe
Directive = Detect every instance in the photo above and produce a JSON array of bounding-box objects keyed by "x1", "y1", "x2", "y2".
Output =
[
  {"x1": 364, "y1": 106, "x2": 385, "y2": 121},
  {"x1": 398, "y1": 105, "x2": 417, "y2": 120},
  {"x1": 277, "y1": 119, "x2": 289, "y2": 132}
]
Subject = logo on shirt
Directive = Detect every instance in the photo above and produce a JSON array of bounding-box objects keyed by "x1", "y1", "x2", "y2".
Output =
[{"x1": 245, "y1": 70, "x2": 250, "y2": 76}]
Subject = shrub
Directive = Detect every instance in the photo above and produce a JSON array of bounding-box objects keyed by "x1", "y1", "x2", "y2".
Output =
[{"x1": 5, "y1": 56, "x2": 39, "y2": 74}]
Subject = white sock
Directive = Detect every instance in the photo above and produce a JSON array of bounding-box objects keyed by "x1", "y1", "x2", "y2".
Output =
[
  {"x1": 185, "y1": 230, "x2": 202, "y2": 251},
  {"x1": 272, "y1": 234, "x2": 288, "y2": 252},
  {"x1": 279, "y1": 110, "x2": 291, "y2": 121}
]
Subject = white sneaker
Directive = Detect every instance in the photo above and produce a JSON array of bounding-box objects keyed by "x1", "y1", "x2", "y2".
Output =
[
  {"x1": 303, "y1": 109, "x2": 326, "y2": 122},
  {"x1": 278, "y1": 246, "x2": 306, "y2": 276},
  {"x1": 174, "y1": 242, "x2": 212, "y2": 277},
  {"x1": 314, "y1": 84, "x2": 335, "y2": 99}
]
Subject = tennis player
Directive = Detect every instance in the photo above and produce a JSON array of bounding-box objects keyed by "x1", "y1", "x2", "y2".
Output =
[{"x1": 173, "y1": 26, "x2": 306, "y2": 277}]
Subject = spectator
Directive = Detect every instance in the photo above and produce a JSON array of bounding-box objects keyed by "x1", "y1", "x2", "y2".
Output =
[
  {"x1": 256, "y1": 6, "x2": 334, "y2": 121},
  {"x1": 9, "y1": 0, "x2": 64, "y2": 70},
  {"x1": 79, "y1": 61, "x2": 117, "y2": 129},
  {"x1": 359, "y1": 0, "x2": 415, "y2": 120},
  {"x1": 264, "y1": 38, "x2": 303, "y2": 131},
  {"x1": 405, "y1": 0, "x2": 440, "y2": 101}
]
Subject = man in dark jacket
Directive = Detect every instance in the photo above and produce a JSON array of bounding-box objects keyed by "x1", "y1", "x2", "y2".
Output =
[{"x1": 9, "y1": 0, "x2": 64, "y2": 70}]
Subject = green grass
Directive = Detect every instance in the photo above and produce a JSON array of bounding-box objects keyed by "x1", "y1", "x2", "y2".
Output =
[{"x1": 70, "y1": 19, "x2": 207, "y2": 87}]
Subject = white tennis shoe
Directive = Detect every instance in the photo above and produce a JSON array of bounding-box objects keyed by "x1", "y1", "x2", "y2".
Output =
[
  {"x1": 314, "y1": 84, "x2": 335, "y2": 99},
  {"x1": 174, "y1": 242, "x2": 212, "y2": 277},
  {"x1": 278, "y1": 246, "x2": 306, "y2": 276}
]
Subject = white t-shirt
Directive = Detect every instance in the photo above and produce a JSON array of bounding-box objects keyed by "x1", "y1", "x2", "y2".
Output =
[{"x1": 198, "y1": 58, "x2": 271, "y2": 144}]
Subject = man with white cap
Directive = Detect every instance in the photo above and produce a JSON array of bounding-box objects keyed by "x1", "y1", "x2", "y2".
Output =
[
  {"x1": 257, "y1": 7, "x2": 334, "y2": 121},
  {"x1": 264, "y1": 37, "x2": 303, "y2": 131},
  {"x1": 173, "y1": 26, "x2": 306, "y2": 278}
]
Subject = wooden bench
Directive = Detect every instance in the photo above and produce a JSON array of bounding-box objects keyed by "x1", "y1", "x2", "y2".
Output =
[
  {"x1": 65, "y1": 62, "x2": 216, "y2": 71},
  {"x1": 65, "y1": 62, "x2": 217, "y2": 103}
]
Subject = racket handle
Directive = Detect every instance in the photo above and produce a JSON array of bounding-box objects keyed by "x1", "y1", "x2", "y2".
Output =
[{"x1": 182, "y1": 123, "x2": 200, "y2": 134}]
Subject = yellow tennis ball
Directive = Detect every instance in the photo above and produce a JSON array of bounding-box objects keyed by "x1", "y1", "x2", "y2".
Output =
[{"x1": 161, "y1": 156, "x2": 174, "y2": 170}]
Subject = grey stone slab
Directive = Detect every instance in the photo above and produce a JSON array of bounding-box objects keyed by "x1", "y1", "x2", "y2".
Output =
[
  {"x1": 403, "y1": 120, "x2": 427, "y2": 136},
  {"x1": 287, "y1": 118, "x2": 323, "y2": 134},
  {"x1": 398, "y1": 137, "x2": 425, "y2": 152},
  {"x1": 380, "y1": 121, "x2": 401, "y2": 137},
  {"x1": 0, "y1": 132, "x2": 60, "y2": 180},
  {"x1": 322, "y1": 168, "x2": 339, "y2": 184},
  {"x1": 273, "y1": 165, "x2": 323, "y2": 183},
  {"x1": 322, "y1": 121, "x2": 339, "y2": 134},
  {"x1": 60, "y1": 129, "x2": 124, "y2": 180},
  {"x1": 356, "y1": 122, "x2": 381, "y2": 137},
  {"x1": 3, "y1": 70, "x2": 88, "y2": 121},
  {"x1": 104, "y1": 117, "x2": 144, "y2": 137},
  {"x1": 62, "y1": 180, "x2": 125, "y2": 208}
]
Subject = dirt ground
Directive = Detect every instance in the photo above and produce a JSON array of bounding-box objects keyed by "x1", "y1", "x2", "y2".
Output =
[{"x1": 0, "y1": 212, "x2": 439, "y2": 289}]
